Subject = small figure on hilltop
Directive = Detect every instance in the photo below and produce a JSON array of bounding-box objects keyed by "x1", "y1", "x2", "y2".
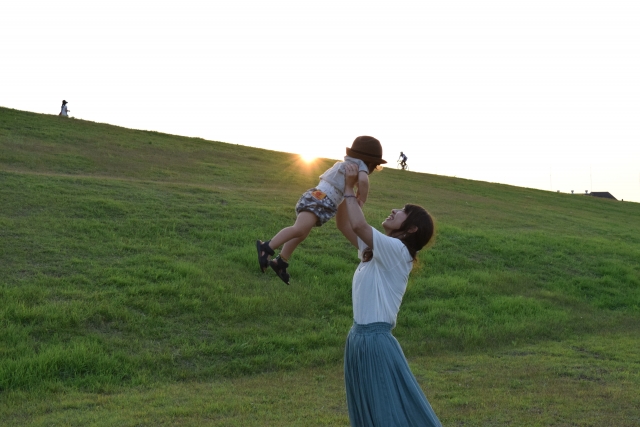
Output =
[
  {"x1": 398, "y1": 151, "x2": 408, "y2": 170},
  {"x1": 256, "y1": 136, "x2": 387, "y2": 284},
  {"x1": 59, "y1": 100, "x2": 70, "y2": 117}
]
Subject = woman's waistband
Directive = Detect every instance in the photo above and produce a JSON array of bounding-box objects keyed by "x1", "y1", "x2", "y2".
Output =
[{"x1": 350, "y1": 321, "x2": 393, "y2": 334}]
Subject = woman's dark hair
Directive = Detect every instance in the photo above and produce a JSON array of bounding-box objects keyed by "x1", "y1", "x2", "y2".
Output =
[
  {"x1": 394, "y1": 204, "x2": 435, "y2": 260},
  {"x1": 362, "y1": 204, "x2": 435, "y2": 262}
]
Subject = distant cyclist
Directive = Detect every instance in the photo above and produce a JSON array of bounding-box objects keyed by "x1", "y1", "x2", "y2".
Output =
[{"x1": 398, "y1": 151, "x2": 408, "y2": 170}]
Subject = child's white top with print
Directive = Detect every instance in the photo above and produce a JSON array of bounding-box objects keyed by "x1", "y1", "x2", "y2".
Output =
[
  {"x1": 353, "y1": 227, "x2": 413, "y2": 328},
  {"x1": 317, "y1": 156, "x2": 368, "y2": 206}
]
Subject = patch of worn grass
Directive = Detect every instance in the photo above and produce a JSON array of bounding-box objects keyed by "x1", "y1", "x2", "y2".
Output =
[
  {"x1": 1, "y1": 333, "x2": 637, "y2": 426},
  {"x1": 426, "y1": 332, "x2": 640, "y2": 426}
]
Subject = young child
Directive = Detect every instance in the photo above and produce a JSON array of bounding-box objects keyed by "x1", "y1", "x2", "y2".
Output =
[{"x1": 257, "y1": 136, "x2": 387, "y2": 284}]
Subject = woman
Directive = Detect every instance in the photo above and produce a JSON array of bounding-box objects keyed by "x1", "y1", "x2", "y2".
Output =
[
  {"x1": 336, "y1": 162, "x2": 442, "y2": 427},
  {"x1": 59, "y1": 100, "x2": 70, "y2": 117}
]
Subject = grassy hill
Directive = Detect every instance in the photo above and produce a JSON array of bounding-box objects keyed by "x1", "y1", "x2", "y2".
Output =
[{"x1": 1, "y1": 107, "x2": 639, "y2": 426}]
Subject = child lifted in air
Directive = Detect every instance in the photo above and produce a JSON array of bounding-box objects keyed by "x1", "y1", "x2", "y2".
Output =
[{"x1": 257, "y1": 136, "x2": 387, "y2": 284}]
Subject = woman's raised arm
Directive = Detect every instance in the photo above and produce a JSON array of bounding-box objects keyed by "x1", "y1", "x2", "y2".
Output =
[
  {"x1": 343, "y1": 163, "x2": 374, "y2": 248},
  {"x1": 336, "y1": 201, "x2": 358, "y2": 248}
]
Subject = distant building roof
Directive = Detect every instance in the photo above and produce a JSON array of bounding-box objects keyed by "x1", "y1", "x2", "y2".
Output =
[{"x1": 590, "y1": 192, "x2": 617, "y2": 200}]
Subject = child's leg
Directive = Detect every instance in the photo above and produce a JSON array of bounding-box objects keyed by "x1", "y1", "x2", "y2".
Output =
[
  {"x1": 268, "y1": 211, "x2": 317, "y2": 255},
  {"x1": 280, "y1": 237, "x2": 304, "y2": 261}
]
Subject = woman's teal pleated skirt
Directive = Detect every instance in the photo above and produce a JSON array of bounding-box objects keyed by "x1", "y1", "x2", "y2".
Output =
[{"x1": 344, "y1": 322, "x2": 442, "y2": 427}]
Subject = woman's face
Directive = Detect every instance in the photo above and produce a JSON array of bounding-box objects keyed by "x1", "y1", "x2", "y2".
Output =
[{"x1": 382, "y1": 208, "x2": 408, "y2": 233}]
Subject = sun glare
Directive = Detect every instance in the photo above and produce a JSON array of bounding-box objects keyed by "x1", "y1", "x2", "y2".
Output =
[{"x1": 299, "y1": 152, "x2": 317, "y2": 163}]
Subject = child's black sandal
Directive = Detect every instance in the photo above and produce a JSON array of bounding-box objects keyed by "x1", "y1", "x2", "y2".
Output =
[
  {"x1": 256, "y1": 240, "x2": 275, "y2": 273},
  {"x1": 270, "y1": 256, "x2": 290, "y2": 285}
]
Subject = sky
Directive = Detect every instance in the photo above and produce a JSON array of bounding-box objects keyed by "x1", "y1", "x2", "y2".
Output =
[{"x1": 2, "y1": 0, "x2": 639, "y2": 202}]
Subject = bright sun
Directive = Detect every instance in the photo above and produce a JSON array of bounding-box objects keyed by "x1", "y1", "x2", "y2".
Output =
[{"x1": 298, "y1": 151, "x2": 317, "y2": 163}]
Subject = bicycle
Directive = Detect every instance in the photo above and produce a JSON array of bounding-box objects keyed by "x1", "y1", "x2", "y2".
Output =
[{"x1": 397, "y1": 160, "x2": 409, "y2": 171}]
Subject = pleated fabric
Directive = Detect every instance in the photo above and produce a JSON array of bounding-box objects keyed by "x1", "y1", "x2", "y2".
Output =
[{"x1": 344, "y1": 322, "x2": 442, "y2": 427}]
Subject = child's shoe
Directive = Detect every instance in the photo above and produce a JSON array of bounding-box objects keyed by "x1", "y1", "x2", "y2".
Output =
[
  {"x1": 269, "y1": 256, "x2": 290, "y2": 285},
  {"x1": 256, "y1": 240, "x2": 274, "y2": 273}
]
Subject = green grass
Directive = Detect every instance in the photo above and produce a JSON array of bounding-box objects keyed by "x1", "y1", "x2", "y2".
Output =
[{"x1": 1, "y1": 107, "x2": 639, "y2": 425}]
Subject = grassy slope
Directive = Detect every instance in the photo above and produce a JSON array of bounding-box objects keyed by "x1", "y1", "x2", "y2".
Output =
[{"x1": 1, "y1": 107, "x2": 639, "y2": 426}]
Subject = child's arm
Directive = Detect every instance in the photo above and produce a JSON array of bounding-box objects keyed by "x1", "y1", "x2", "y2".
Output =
[{"x1": 355, "y1": 171, "x2": 369, "y2": 206}]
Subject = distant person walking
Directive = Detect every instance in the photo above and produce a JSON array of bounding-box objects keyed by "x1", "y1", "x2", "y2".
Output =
[
  {"x1": 336, "y1": 162, "x2": 441, "y2": 426},
  {"x1": 59, "y1": 100, "x2": 70, "y2": 117},
  {"x1": 256, "y1": 136, "x2": 387, "y2": 285}
]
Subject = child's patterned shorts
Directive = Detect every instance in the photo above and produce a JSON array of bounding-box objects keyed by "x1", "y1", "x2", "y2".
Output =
[{"x1": 295, "y1": 188, "x2": 338, "y2": 227}]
